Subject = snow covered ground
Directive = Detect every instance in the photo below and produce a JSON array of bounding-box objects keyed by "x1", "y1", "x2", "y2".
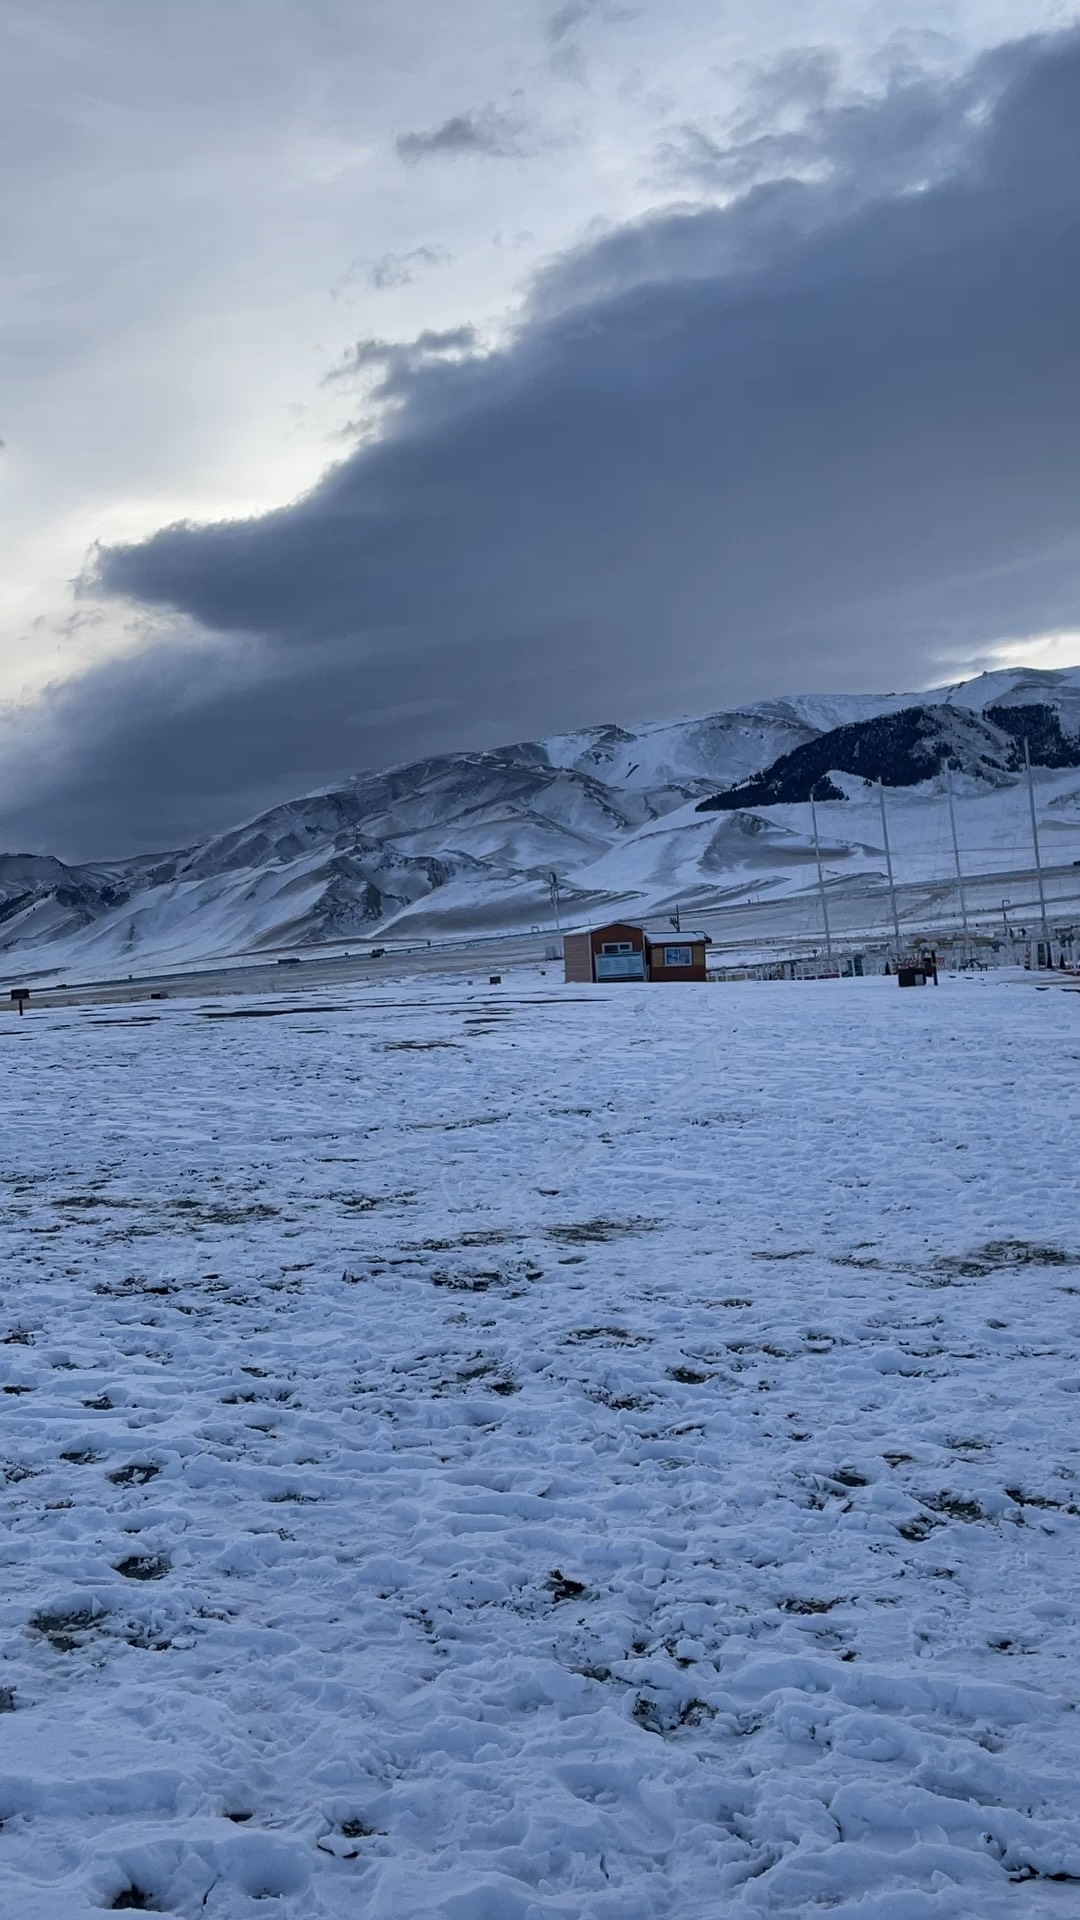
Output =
[{"x1": 0, "y1": 973, "x2": 1078, "y2": 1917}]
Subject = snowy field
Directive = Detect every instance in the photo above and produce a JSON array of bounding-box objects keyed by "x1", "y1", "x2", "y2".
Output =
[{"x1": 0, "y1": 974, "x2": 1078, "y2": 1917}]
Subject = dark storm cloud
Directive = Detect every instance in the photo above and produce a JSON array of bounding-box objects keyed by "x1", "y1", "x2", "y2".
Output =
[
  {"x1": 9, "y1": 25, "x2": 1080, "y2": 857},
  {"x1": 327, "y1": 325, "x2": 479, "y2": 386},
  {"x1": 362, "y1": 245, "x2": 451, "y2": 290},
  {"x1": 544, "y1": 0, "x2": 636, "y2": 83},
  {"x1": 548, "y1": 1, "x2": 598, "y2": 42},
  {"x1": 396, "y1": 105, "x2": 534, "y2": 162},
  {"x1": 659, "y1": 40, "x2": 983, "y2": 197}
]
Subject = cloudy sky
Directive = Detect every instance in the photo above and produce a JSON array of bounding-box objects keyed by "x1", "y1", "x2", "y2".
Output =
[{"x1": 3, "y1": 0, "x2": 1080, "y2": 856}]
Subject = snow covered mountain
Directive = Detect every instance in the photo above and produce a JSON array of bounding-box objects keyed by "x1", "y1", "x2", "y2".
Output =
[
  {"x1": 700, "y1": 698, "x2": 1080, "y2": 810},
  {"x1": 3, "y1": 665, "x2": 1080, "y2": 973}
]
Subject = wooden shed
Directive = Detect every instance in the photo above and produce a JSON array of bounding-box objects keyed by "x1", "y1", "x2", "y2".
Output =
[
  {"x1": 645, "y1": 932, "x2": 709, "y2": 981},
  {"x1": 563, "y1": 922, "x2": 709, "y2": 983},
  {"x1": 563, "y1": 922, "x2": 648, "y2": 983}
]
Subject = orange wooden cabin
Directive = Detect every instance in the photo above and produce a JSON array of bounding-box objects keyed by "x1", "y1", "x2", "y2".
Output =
[{"x1": 563, "y1": 922, "x2": 709, "y2": 983}]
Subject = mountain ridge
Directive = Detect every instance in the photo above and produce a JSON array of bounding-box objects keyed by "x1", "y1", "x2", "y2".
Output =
[
  {"x1": 698, "y1": 700, "x2": 1080, "y2": 812},
  {"x1": 2, "y1": 664, "x2": 1079, "y2": 972}
]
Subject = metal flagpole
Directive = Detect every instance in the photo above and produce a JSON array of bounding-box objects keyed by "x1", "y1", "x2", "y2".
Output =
[
  {"x1": 810, "y1": 788, "x2": 834, "y2": 967},
  {"x1": 944, "y1": 764, "x2": 969, "y2": 936},
  {"x1": 549, "y1": 871, "x2": 562, "y2": 938},
  {"x1": 878, "y1": 781, "x2": 901, "y2": 954},
  {"x1": 1023, "y1": 739, "x2": 1051, "y2": 959}
]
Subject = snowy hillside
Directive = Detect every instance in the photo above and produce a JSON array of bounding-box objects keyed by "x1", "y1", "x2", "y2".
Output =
[{"x1": 2, "y1": 666, "x2": 1080, "y2": 974}]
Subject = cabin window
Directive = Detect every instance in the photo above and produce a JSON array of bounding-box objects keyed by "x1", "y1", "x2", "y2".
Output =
[{"x1": 663, "y1": 946, "x2": 693, "y2": 967}]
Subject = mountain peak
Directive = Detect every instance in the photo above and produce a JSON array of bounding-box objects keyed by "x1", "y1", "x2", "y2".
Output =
[{"x1": 3, "y1": 663, "x2": 1079, "y2": 972}]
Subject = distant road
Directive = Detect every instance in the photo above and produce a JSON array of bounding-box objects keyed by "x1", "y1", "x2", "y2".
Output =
[{"x1": 12, "y1": 935, "x2": 559, "y2": 1010}]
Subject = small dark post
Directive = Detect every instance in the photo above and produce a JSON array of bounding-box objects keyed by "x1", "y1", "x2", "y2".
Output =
[{"x1": 10, "y1": 988, "x2": 30, "y2": 1017}]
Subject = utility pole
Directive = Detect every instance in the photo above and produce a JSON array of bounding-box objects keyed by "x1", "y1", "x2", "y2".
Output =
[
  {"x1": 944, "y1": 764, "x2": 969, "y2": 936},
  {"x1": 548, "y1": 871, "x2": 562, "y2": 939},
  {"x1": 1023, "y1": 738, "x2": 1051, "y2": 961},
  {"x1": 809, "y1": 786, "x2": 834, "y2": 969},
  {"x1": 669, "y1": 904, "x2": 681, "y2": 934},
  {"x1": 878, "y1": 781, "x2": 902, "y2": 955}
]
